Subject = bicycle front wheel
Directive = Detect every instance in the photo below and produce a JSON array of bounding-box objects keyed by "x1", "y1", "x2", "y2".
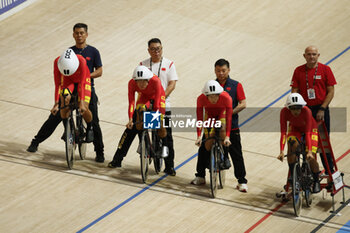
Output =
[
  {"x1": 65, "y1": 117, "x2": 75, "y2": 169},
  {"x1": 292, "y1": 163, "x2": 302, "y2": 216},
  {"x1": 210, "y1": 145, "x2": 218, "y2": 198},
  {"x1": 140, "y1": 131, "x2": 149, "y2": 183}
]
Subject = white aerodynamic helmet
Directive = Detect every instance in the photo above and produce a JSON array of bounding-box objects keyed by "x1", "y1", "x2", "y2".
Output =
[
  {"x1": 285, "y1": 93, "x2": 307, "y2": 108},
  {"x1": 132, "y1": 65, "x2": 154, "y2": 80},
  {"x1": 202, "y1": 80, "x2": 224, "y2": 96},
  {"x1": 58, "y1": 49, "x2": 79, "y2": 76}
]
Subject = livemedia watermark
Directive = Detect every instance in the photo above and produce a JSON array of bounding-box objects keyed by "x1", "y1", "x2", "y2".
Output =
[{"x1": 142, "y1": 107, "x2": 347, "y2": 132}]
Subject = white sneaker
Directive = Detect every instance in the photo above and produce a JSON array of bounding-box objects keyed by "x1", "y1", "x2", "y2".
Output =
[
  {"x1": 190, "y1": 177, "x2": 206, "y2": 185},
  {"x1": 237, "y1": 183, "x2": 248, "y2": 192},
  {"x1": 161, "y1": 146, "x2": 169, "y2": 158}
]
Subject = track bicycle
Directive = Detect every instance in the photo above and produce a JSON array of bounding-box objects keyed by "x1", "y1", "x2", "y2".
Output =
[
  {"x1": 202, "y1": 129, "x2": 227, "y2": 198},
  {"x1": 60, "y1": 87, "x2": 87, "y2": 169},
  {"x1": 278, "y1": 137, "x2": 314, "y2": 216},
  {"x1": 136, "y1": 105, "x2": 164, "y2": 183}
]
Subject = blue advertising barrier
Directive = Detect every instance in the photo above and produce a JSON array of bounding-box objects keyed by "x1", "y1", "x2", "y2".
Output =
[{"x1": 0, "y1": 0, "x2": 27, "y2": 15}]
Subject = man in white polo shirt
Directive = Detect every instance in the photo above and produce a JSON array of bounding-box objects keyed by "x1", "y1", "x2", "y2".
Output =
[
  {"x1": 140, "y1": 38, "x2": 178, "y2": 175},
  {"x1": 108, "y1": 38, "x2": 178, "y2": 176}
]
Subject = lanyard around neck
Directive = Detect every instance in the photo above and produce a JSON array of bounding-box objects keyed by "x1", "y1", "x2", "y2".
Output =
[
  {"x1": 305, "y1": 63, "x2": 318, "y2": 89},
  {"x1": 150, "y1": 57, "x2": 163, "y2": 78}
]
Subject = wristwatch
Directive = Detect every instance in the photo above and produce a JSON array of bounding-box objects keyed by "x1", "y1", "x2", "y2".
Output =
[{"x1": 319, "y1": 106, "x2": 326, "y2": 111}]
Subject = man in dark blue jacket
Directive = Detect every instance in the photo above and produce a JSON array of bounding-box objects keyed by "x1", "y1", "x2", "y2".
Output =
[{"x1": 215, "y1": 59, "x2": 248, "y2": 192}]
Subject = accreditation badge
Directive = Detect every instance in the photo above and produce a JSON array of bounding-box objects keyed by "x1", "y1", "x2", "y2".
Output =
[{"x1": 307, "y1": 88, "x2": 316, "y2": 100}]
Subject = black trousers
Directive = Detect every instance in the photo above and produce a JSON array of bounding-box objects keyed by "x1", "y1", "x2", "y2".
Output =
[
  {"x1": 112, "y1": 111, "x2": 175, "y2": 169},
  {"x1": 164, "y1": 112, "x2": 175, "y2": 168},
  {"x1": 195, "y1": 140, "x2": 210, "y2": 178},
  {"x1": 112, "y1": 111, "x2": 142, "y2": 162},
  {"x1": 89, "y1": 91, "x2": 104, "y2": 155},
  {"x1": 195, "y1": 129, "x2": 247, "y2": 184},
  {"x1": 308, "y1": 105, "x2": 334, "y2": 173},
  {"x1": 32, "y1": 111, "x2": 62, "y2": 144},
  {"x1": 31, "y1": 90, "x2": 104, "y2": 155},
  {"x1": 226, "y1": 129, "x2": 247, "y2": 184}
]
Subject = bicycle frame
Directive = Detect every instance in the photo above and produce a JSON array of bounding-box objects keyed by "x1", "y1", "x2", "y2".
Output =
[
  {"x1": 136, "y1": 106, "x2": 164, "y2": 183},
  {"x1": 289, "y1": 137, "x2": 314, "y2": 216},
  {"x1": 203, "y1": 129, "x2": 226, "y2": 198},
  {"x1": 60, "y1": 88, "x2": 86, "y2": 169}
]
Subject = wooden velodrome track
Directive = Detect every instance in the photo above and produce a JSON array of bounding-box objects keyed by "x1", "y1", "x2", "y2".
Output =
[{"x1": 0, "y1": 0, "x2": 349, "y2": 232}]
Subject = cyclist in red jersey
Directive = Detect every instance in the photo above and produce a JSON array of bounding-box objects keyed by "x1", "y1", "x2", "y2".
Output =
[
  {"x1": 277, "y1": 93, "x2": 321, "y2": 193},
  {"x1": 53, "y1": 49, "x2": 94, "y2": 142},
  {"x1": 108, "y1": 66, "x2": 168, "y2": 168},
  {"x1": 127, "y1": 65, "x2": 166, "y2": 137},
  {"x1": 191, "y1": 80, "x2": 232, "y2": 185}
]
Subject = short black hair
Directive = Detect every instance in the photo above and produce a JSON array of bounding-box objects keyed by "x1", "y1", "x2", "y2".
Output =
[
  {"x1": 215, "y1": 59, "x2": 230, "y2": 68},
  {"x1": 148, "y1": 38, "x2": 162, "y2": 47},
  {"x1": 73, "y1": 23, "x2": 88, "y2": 32}
]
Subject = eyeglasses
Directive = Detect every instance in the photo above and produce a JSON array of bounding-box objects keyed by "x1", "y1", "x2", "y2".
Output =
[{"x1": 149, "y1": 46, "x2": 162, "y2": 52}]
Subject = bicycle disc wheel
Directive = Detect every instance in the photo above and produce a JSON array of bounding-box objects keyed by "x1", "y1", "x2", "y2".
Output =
[
  {"x1": 78, "y1": 141, "x2": 87, "y2": 160},
  {"x1": 152, "y1": 132, "x2": 163, "y2": 174},
  {"x1": 65, "y1": 118, "x2": 75, "y2": 169},
  {"x1": 140, "y1": 131, "x2": 149, "y2": 183},
  {"x1": 77, "y1": 115, "x2": 87, "y2": 160},
  {"x1": 154, "y1": 157, "x2": 163, "y2": 174},
  {"x1": 292, "y1": 163, "x2": 302, "y2": 216},
  {"x1": 304, "y1": 189, "x2": 312, "y2": 207},
  {"x1": 302, "y1": 163, "x2": 313, "y2": 207},
  {"x1": 218, "y1": 146, "x2": 225, "y2": 189},
  {"x1": 210, "y1": 145, "x2": 218, "y2": 198},
  {"x1": 218, "y1": 169, "x2": 226, "y2": 189}
]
